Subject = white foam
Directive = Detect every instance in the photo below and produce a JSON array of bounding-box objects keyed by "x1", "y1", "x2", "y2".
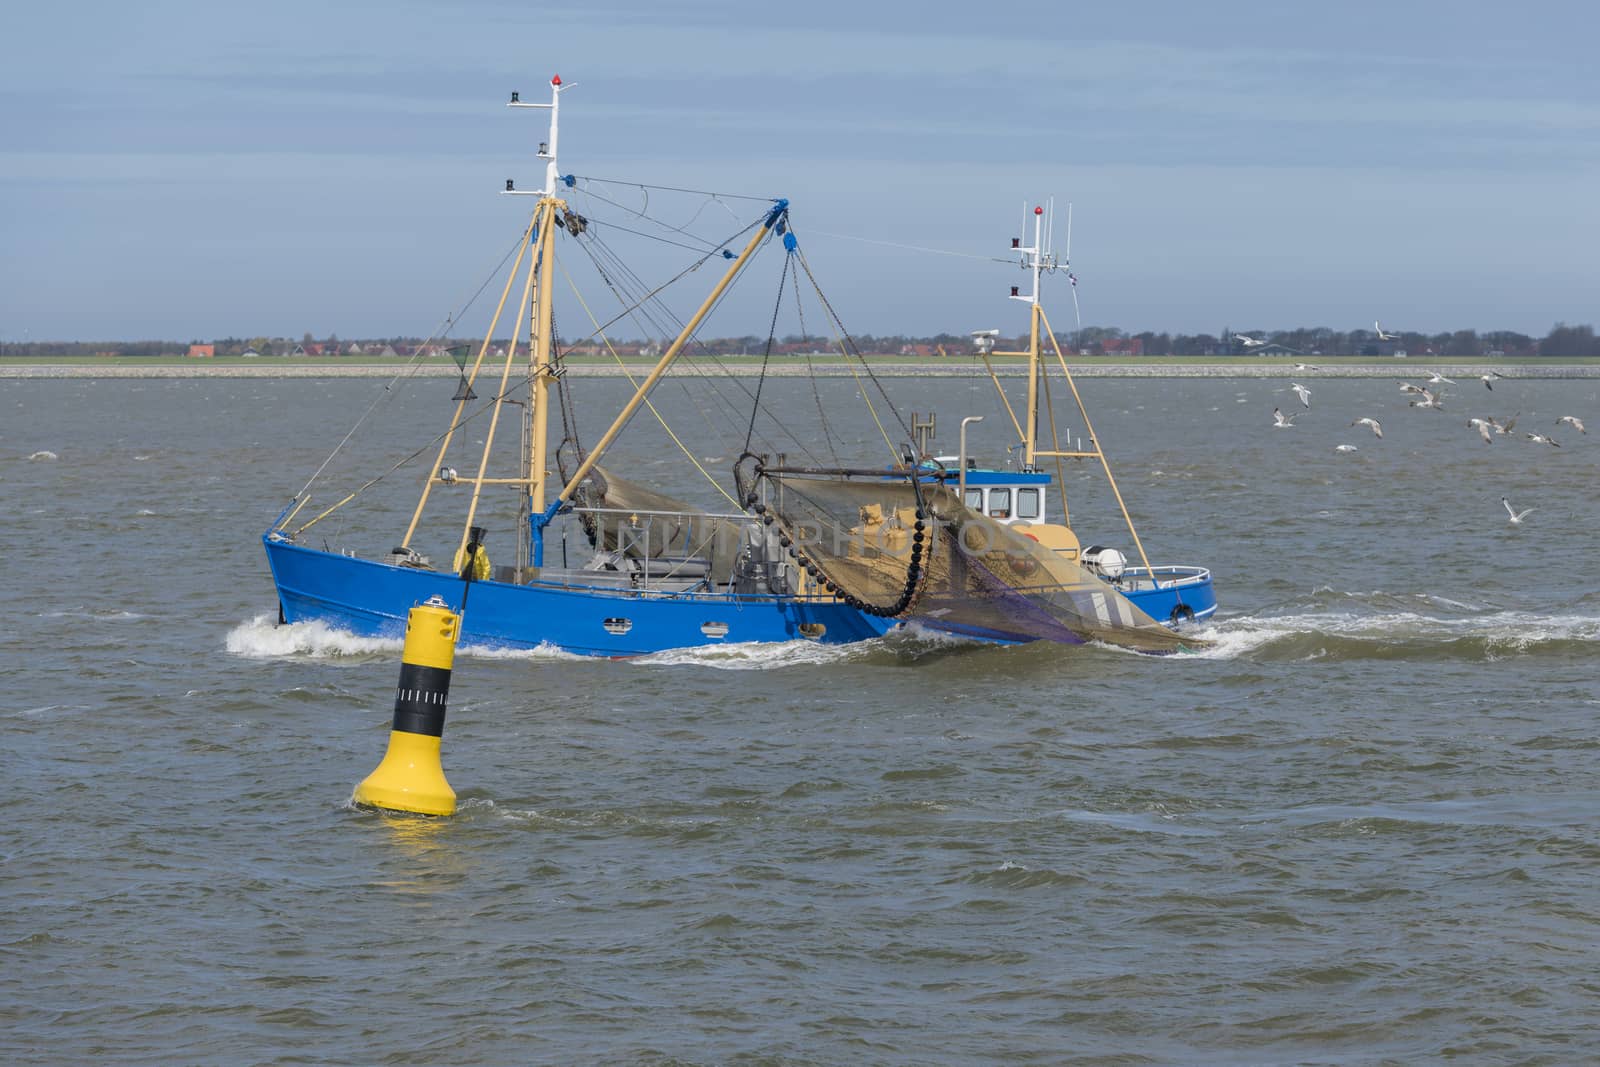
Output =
[
  {"x1": 456, "y1": 641, "x2": 586, "y2": 662},
  {"x1": 225, "y1": 613, "x2": 401, "y2": 659},
  {"x1": 28, "y1": 450, "x2": 58, "y2": 461},
  {"x1": 636, "y1": 638, "x2": 863, "y2": 670},
  {"x1": 226, "y1": 616, "x2": 609, "y2": 663},
  {"x1": 1178, "y1": 607, "x2": 1600, "y2": 660}
]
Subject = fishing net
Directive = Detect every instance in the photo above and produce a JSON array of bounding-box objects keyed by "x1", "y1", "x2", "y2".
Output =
[{"x1": 736, "y1": 457, "x2": 1199, "y2": 654}]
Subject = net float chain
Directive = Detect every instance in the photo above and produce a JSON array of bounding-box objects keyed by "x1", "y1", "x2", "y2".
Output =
[{"x1": 748, "y1": 498, "x2": 926, "y2": 617}]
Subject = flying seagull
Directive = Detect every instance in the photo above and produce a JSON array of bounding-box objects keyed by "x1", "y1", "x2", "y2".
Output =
[
  {"x1": 1234, "y1": 333, "x2": 1266, "y2": 347},
  {"x1": 1502, "y1": 497, "x2": 1535, "y2": 525},
  {"x1": 1351, "y1": 416, "x2": 1383, "y2": 438},
  {"x1": 1290, "y1": 382, "x2": 1312, "y2": 408},
  {"x1": 1334, "y1": 444, "x2": 1359, "y2": 453},
  {"x1": 1480, "y1": 371, "x2": 1506, "y2": 390},
  {"x1": 1557, "y1": 415, "x2": 1586, "y2": 434},
  {"x1": 1272, "y1": 407, "x2": 1299, "y2": 428},
  {"x1": 1426, "y1": 371, "x2": 1457, "y2": 385},
  {"x1": 1467, "y1": 417, "x2": 1494, "y2": 445},
  {"x1": 1375, "y1": 321, "x2": 1399, "y2": 341},
  {"x1": 1398, "y1": 381, "x2": 1426, "y2": 395},
  {"x1": 1409, "y1": 388, "x2": 1445, "y2": 411},
  {"x1": 1491, "y1": 413, "x2": 1519, "y2": 436},
  {"x1": 1293, "y1": 362, "x2": 1322, "y2": 371},
  {"x1": 1525, "y1": 432, "x2": 1561, "y2": 447}
]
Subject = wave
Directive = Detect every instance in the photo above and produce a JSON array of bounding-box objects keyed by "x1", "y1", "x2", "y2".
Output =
[
  {"x1": 225, "y1": 614, "x2": 402, "y2": 659},
  {"x1": 223, "y1": 614, "x2": 594, "y2": 662},
  {"x1": 1182, "y1": 594, "x2": 1600, "y2": 662},
  {"x1": 27, "y1": 450, "x2": 59, "y2": 461},
  {"x1": 634, "y1": 624, "x2": 977, "y2": 671}
]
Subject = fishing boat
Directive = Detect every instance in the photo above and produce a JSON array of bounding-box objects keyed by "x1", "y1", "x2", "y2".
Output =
[
  {"x1": 929, "y1": 201, "x2": 1217, "y2": 633},
  {"x1": 263, "y1": 76, "x2": 1214, "y2": 656}
]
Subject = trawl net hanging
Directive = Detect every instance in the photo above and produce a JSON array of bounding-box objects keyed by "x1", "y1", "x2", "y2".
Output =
[{"x1": 740, "y1": 461, "x2": 1200, "y2": 654}]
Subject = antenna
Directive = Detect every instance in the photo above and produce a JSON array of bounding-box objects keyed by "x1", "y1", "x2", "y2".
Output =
[{"x1": 504, "y1": 74, "x2": 570, "y2": 197}]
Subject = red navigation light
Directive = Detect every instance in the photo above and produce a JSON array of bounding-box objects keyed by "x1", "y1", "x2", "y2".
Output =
[
  {"x1": 1034, "y1": 206, "x2": 1043, "y2": 215},
  {"x1": 552, "y1": 74, "x2": 562, "y2": 86}
]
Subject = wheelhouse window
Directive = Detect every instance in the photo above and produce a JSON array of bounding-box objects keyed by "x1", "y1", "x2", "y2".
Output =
[
  {"x1": 965, "y1": 488, "x2": 983, "y2": 510},
  {"x1": 1016, "y1": 488, "x2": 1040, "y2": 520},
  {"x1": 987, "y1": 488, "x2": 1011, "y2": 518}
]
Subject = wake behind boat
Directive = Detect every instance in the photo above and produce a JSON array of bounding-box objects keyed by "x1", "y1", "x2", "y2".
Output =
[{"x1": 263, "y1": 76, "x2": 1214, "y2": 656}]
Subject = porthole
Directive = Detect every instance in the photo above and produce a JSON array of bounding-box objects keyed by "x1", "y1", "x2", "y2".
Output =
[{"x1": 602, "y1": 617, "x2": 632, "y2": 635}]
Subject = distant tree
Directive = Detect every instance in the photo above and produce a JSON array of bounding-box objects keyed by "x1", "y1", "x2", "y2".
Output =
[
  {"x1": 1541, "y1": 323, "x2": 1598, "y2": 358},
  {"x1": 1444, "y1": 330, "x2": 1480, "y2": 357},
  {"x1": 1483, "y1": 330, "x2": 1533, "y2": 357}
]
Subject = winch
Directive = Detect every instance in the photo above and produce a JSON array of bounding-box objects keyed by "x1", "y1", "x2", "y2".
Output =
[{"x1": 1081, "y1": 545, "x2": 1127, "y2": 581}]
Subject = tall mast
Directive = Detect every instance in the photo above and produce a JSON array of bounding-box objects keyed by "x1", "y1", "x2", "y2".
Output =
[
  {"x1": 506, "y1": 75, "x2": 569, "y2": 515},
  {"x1": 1009, "y1": 204, "x2": 1052, "y2": 466}
]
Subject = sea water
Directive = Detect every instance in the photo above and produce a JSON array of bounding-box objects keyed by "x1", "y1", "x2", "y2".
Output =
[{"x1": 4, "y1": 374, "x2": 1599, "y2": 1065}]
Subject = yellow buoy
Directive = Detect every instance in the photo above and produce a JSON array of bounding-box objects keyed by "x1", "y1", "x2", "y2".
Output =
[{"x1": 353, "y1": 596, "x2": 460, "y2": 816}]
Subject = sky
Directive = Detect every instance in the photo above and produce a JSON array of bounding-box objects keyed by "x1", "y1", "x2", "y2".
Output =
[{"x1": 2, "y1": 0, "x2": 1596, "y2": 343}]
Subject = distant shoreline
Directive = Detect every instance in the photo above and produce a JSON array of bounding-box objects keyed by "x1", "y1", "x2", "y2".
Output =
[{"x1": 4, "y1": 360, "x2": 1600, "y2": 380}]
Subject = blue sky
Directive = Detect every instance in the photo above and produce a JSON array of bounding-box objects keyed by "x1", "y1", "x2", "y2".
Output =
[{"x1": 2, "y1": 0, "x2": 1595, "y2": 342}]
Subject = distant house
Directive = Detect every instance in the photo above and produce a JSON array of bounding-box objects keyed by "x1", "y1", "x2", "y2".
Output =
[
  {"x1": 187, "y1": 344, "x2": 215, "y2": 359},
  {"x1": 241, "y1": 349, "x2": 261, "y2": 358},
  {"x1": 374, "y1": 344, "x2": 399, "y2": 358},
  {"x1": 1100, "y1": 338, "x2": 1144, "y2": 358},
  {"x1": 346, "y1": 342, "x2": 365, "y2": 355}
]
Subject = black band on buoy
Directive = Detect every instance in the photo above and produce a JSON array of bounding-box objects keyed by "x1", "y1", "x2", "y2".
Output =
[{"x1": 393, "y1": 663, "x2": 452, "y2": 736}]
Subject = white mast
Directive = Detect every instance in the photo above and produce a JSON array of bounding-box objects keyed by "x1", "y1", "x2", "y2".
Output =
[
  {"x1": 505, "y1": 74, "x2": 568, "y2": 197},
  {"x1": 503, "y1": 75, "x2": 570, "y2": 555}
]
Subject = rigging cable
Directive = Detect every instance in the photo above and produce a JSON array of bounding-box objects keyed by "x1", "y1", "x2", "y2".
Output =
[
  {"x1": 563, "y1": 174, "x2": 773, "y2": 202},
  {"x1": 791, "y1": 243, "x2": 914, "y2": 458},
  {"x1": 787, "y1": 258, "x2": 843, "y2": 464},
  {"x1": 573, "y1": 220, "x2": 823, "y2": 466},
  {"x1": 554, "y1": 256, "x2": 740, "y2": 507},
  {"x1": 288, "y1": 226, "x2": 533, "y2": 507},
  {"x1": 742, "y1": 252, "x2": 793, "y2": 455}
]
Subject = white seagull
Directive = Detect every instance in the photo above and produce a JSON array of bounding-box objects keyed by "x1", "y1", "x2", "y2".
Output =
[
  {"x1": 1234, "y1": 333, "x2": 1266, "y2": 348},
  {"x1": 1409, "y1": 388, "x2": 1445, "y2": 411},
  {"x1": 1351, "y1": 416, "x2": 1383, "y2": 438},
  {"x1": 1480, "y1": 371, "x2": 1506, "y2": 390},
  {"x1": 1272, "y1": 407, "x2": 1299, "y2": 428},
  {"x1": 1426, "y1": 371, "x2": 1457, "y2": 385},
  {"x1": 1502, "y1": 497, "x2": 1536, "y2": 525},
  {"x1": 1467, "y1": 417, "x2": 1494, "y2": 445},
  {"x1": 1290, "y1": 382, "x2": 1312, "y2": 408},
  {"x1": 1293, "y1": 362, "x2": 1322, "y2": 371},
  {"x1": 1491, "y1": 413, "x2": 1520, "y2": 436},
  {"x1": 1525, "y1": 432, "x2": 1561, "y2": 447},
  {"x1": 1375, "y1": 321, "x2": 1399, "y2": 341},
  {"x1": 1557, "y1": 415, "x2": 1586, "y2": 434},
  {"x1": 1398, "y1": 381, "x2": 1426, "y2": 395}
]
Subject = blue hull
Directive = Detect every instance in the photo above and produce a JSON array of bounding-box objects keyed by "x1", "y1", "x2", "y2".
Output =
[
  {"x1": 264, "y1": 536, "x2": 886, "y2": 657},
  {"x1": 263, "y1": 538, "x2": 1213, "y2": 656},
  {"x1": 1121, "y1": 567, "x2": 1218, "y2": 628}
]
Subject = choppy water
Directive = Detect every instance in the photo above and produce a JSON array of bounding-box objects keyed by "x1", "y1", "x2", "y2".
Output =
[{"x1": 5, "y1": 374, "x2": 1599, "y2": 1065}]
